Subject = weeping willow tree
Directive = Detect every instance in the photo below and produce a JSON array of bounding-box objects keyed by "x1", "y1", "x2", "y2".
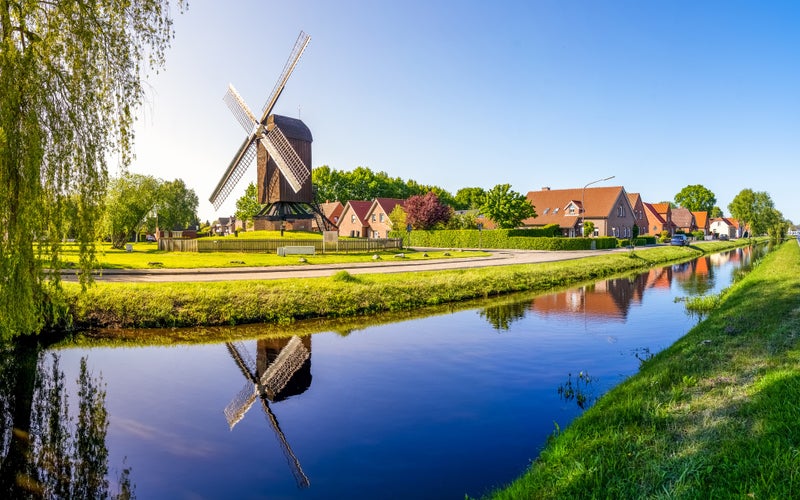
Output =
[{"x1": 0, "y1": 0, "x2": 184, "y2": 339}]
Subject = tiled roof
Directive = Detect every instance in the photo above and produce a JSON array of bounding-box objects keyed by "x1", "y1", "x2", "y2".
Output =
[
  {"x1": 371, "y1": 198, "x2": 405, "y2": 217},
  {"x1": 319, "y1": 201, "x2": 344, "y2": 220},
  {"x1": 342, "y1": 200, "x2": 373, "y2": 223},
  {"x1": 523, "y1": 186, "x2": 626, "y2": 228},
  {"x1": 643, "y1": 203, "x2": 666, "y2": 224},
  {"x1": 692, "y1": 211, "x2": 709, "y2": 229},
  {"x1": 671, "y1": 207, "x2": 695, "y2": 228}
]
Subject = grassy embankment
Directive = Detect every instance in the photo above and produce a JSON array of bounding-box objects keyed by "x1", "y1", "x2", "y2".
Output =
[
  {"x1": 60, "y1": 239, "x2": 751, "y2": 331},
  {"x1": 488, "y1": 240, "x2": 800, "y2": 499}
]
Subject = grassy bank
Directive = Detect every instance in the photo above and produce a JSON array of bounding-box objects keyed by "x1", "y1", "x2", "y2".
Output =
[
  {"x1": 489, "y1": 240, "x2": 799, "y2": 499},
  {"x1": 60, "y1": 240, "x2": 752, "y2": 330}
]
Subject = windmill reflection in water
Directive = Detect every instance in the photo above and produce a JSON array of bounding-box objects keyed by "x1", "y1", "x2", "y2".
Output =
[{"x1": 224, "y1": 336, "x2": 312, "y2": 488}]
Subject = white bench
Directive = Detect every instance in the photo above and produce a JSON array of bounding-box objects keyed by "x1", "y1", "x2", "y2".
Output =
[{"x1": 277, "y1": 246, "x2": 316, "y2": 256}]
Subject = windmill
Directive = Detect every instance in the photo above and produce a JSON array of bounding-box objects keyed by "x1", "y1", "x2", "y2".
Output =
[
  {"x1": 209, "y1": 31, "x2": 335, "y2": 230},
  {"x1": 224, "y1": 336, "x2": 312, "y2": 488}
]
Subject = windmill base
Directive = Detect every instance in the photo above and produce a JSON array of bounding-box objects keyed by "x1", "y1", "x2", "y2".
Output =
[{"x1": 254, "y1": 202, "x2": 337, "y2": 232}]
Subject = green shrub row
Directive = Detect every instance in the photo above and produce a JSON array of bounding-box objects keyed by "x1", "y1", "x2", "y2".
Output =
[
  {"x1": 390, "y1": 228, "x2": 624, "y2": 251},
  {"x1": 617, "y1": 236, "x2": 658, "y2": 247}
]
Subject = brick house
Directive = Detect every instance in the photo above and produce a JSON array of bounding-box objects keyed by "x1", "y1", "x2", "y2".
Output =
[
  {"x1": 365, "y1": 198, "x2": 405, "y2": 238},
  {"x1": 522, "y1": 186, "x2": 637, "y2": 238},
  {"x1": 671, "y1": 207, "x2": 696, "y2": 234},
  {"x1": 693, "y1": 211, "x2": 710, "y2": 235},
  {"x1": 627, "y1": 193, "x2": 648, "y2": 235},
  {"x1": 312, "y1": 201, "x2": 344, "y2": 231},
  {"x1": 338, "y1": 200, "x2": 373, "y2": 238},
  {"x1": 644, "y1": 202, "x2": 673, "y2": 236}
]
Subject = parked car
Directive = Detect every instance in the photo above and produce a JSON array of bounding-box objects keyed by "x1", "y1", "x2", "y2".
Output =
[
  {"x1": 670, "y1": 234, "x2": 688, "y2": 246},
  {"x1": 146, "y1": 234, "x2": 157, "y2": 242}
]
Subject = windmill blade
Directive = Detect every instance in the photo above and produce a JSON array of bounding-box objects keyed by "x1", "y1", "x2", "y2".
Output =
[
  {"x1": 260, "y1": 397, "x2": 310, "y2": 488},
  {"x1": 224, "y1": 383, "x2": 258, "y2": 429},
  {"x1": 224, "y1": 84, "x2": 258, "y2": 133},
  {"x1": 262, "y1": 126, "x2": 310, "y2": 193},
  {"x1": 260, "y1": 336, "x2": 310, "y2": 399},
  {"x1": 225, "y1": 342, "x2": 258, "y2": 380},
  {"x1": 259, "y1": 31, "x2": 311, "y2": 124},
  {"x1": 209, "y1": 137, "x2": 258, "y2": 209}
]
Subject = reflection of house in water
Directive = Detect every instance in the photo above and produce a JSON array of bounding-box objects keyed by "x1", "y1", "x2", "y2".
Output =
[
  {"x1": 530, "y1": 275, "x2": 648, "y2": 322},
  {"x1": 225, "y1": 336, "x2": 312, "y2": 488}
]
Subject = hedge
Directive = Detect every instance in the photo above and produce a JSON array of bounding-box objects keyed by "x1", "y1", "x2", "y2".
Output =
[{"x1": 389, "y1": 228, "x2": 620, "y2": 250}]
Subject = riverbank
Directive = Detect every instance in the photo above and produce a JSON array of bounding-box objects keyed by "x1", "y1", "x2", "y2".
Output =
[
  {"x1": 59, "y1": 240, "x2": 752, "y2": 330},
  {"x1": 488, "y1": 240, "x2": 799, "y2": 499}
]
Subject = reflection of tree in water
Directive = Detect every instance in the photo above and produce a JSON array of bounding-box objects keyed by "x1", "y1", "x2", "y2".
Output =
[
  {"x1": 0, "y1": 343, "x2": 132, "y2": 498},
  {"x1": 478, "y1": 300, "x2": 530, "y2": 331},
  {"x1": 675, "y1": 256, "x2": 716, "y2": 296}
]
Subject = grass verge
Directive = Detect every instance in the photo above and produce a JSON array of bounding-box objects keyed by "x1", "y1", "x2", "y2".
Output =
[
  {"x1": 59, "y1": 240, "x2": 753, "y2": 330},
  {"x1": 487, "y1": 240, "x2": 800, "y2": 499}
]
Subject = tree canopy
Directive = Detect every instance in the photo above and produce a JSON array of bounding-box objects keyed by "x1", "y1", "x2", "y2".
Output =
[
  {"x1": 674, "y1": 184, "x2": 717, "y2": 214},
  {"x1": 0, "y1": 0, "x2": 183, "y2": 338},
  {"x1": 235, "y1": 182, "x2": 262, "y2": 229},
  {"x1": 405, "y1": 192, "x2": 452, "y2": 230},
  {"x1": 480, "y1": 184, "x2": 536, "y2": 229},
  {"x1": 454, "y1": 187, "x2": 487, "y2": 210},
  {"x1": 728, "y1": 189, "x2": 781, "y2": 237},
  {"x1": 312, "y1": 165, "x2": 456, "y2": 207}
]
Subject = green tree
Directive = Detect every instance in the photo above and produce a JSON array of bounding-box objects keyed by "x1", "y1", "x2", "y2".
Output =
[
  {"x1": 388, "y1": 205, "x2": 407, "y2": 232},
  {"x1": 235, "y1": 182, "x2": 262, "y2": 230},
  {"x1": 674, "y1": 184, "x2": 717, "y2": 214},
  {"x1": 728, "y1": 189, "x2": 777, "y2": 236},
  {"x1": 154, "y1": 179, "x2": 199, "y2": 232},
  {"x1": 480, "y1": 184, "x2": 536, "y2": 229},
  {"x1": 583, "y1": 221, "x2": 595, "y2": 237},
  {"x1": 454, "y1": 187, "x2": 487, "y2": 210},
  {"x1": 710, "y1": 206, "x2": 724, "y2": 218},
  {"x1": 0, "y1": 0, "x2": 184, "y2": 339},
  {"x1": 103, "y1": 173, "x2": 160, "y2": 248}
]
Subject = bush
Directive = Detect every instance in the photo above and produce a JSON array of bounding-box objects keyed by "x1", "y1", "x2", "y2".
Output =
[{"x1": 389, "y1": 228, "x2": 619, "y2": 251}]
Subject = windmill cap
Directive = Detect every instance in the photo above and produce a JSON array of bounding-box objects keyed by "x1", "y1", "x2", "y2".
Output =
[{"x1": 269, "y1": 114, "x2": 313, "y2": 142}]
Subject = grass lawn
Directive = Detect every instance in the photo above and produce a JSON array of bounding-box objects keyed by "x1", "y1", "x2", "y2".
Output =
[
  {"x1": 55, "y1": 240, "x2": 488, "y2": 269},
  {"x1": 488, "y1": 240, "x2": 800, "y2": 498}
]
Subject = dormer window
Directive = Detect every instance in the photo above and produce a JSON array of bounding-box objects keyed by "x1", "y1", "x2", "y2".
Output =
[
  {"x1": 568, "y1": 205, "x2": 576, "y2": 215},
  {"x1": 553, "y1": 207, "x2": 559, "y2": 214}
]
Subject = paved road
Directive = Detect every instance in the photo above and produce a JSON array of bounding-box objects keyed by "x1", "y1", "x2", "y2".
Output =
[{"x1": 60, "y1": 247, "x2": 634, "y2": 283}]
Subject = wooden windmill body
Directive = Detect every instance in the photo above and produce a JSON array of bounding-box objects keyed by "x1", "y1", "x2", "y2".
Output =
[{"x1": 209, "y1": 31, "x2": 335, "y2": 231}]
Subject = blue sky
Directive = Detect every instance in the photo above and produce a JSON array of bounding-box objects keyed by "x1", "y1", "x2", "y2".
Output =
[{"x1": 130, "y1": 0, "x2": 800, "y2": 223}]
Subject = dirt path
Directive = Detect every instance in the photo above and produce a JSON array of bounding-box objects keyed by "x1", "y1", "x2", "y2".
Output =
[{"x1": 61, "y1": 247, "x2": 636, "y2": 283}]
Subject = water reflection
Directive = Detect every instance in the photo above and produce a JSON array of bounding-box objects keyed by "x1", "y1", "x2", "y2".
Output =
[
  {"x1": 0, "y1": 343, "x2": 130, "y2": 498},
  {"x1": 224, "y1": 336, "x2": 312, "y2": 488},
  {"x1": 477, "y1": 245, "x2": 767, "y2": 331}
]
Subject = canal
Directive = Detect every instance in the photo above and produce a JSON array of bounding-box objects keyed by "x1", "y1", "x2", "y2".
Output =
[{"x1": 0, "y1": 246, "x2": 765, "y2": 499}]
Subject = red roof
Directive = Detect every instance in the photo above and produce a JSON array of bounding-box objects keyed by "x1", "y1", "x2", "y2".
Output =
[
  {"x1": 343, "y1": 200, "x2": 373, "y2": 224},
  {"x1": 523, "y1": 186, "x2": 628, "y2": 228}
]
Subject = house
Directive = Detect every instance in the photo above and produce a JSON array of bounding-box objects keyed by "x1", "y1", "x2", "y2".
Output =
[
  {"x1": 312, "y1": 201, "x2": 344, "y2": 231},
  {"x1": 626, "y1": 193, "x2": 648, "y2": 235},
  {"x1": 671, "y1": 207, "x2": 696, "y2": 234},
  {"x1": 211, "y1": 217, "x2": 241, "y2": 236},
  {"x1": 692, "y1": 211, "x2": 710, "y2": 235},
  {"x1": 365, "y1": 198, "x2": 405, "y2": 238},
  {"x1": 709, "y1": 218, "x2": 738, "y2": 239},
  {"x1": 337, "y1": 200, "x2": 373, "y2": 238},
  {"x1": 522, "y1": 186, "x2": 636, "y2": 238},
  {"x1": 644, "y1": 202, "x2": 673, "y2": 236}
]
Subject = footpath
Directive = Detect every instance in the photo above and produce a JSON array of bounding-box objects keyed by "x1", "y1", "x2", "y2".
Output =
[{"x1": 62, "y1": 247, "x2": 635, "y2": 283}]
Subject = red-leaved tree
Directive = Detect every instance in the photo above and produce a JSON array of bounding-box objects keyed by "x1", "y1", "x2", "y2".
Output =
[{"x1": 405, "y1": 192, "x2": 452, "y2": 230}]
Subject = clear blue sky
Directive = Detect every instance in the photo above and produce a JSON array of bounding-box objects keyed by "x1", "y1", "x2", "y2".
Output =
[{"x1": 129, "y1": 0, "x2": 800, "y2": 223}]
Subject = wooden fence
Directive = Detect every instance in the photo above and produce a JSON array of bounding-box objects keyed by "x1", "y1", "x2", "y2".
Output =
[{"x1": 158, "y1": 238, "x2": 403, "y2": 253}]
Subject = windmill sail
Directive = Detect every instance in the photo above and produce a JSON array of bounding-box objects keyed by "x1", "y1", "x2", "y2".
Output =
[
  {"x1": 224, "y1": 84, "x2": 258, "y2": 133},
  {"x1": 263, "y1": 126, "x2": 310, "y2": 193},
  {"x1": 260, "y1": 31, "x2": 311, "y2": 122},
  {"x1": 209, "y1": 137, "x2": 257, "y2": 209}
]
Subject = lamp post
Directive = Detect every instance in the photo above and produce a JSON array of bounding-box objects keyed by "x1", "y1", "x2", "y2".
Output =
[{"x1": 581, "y1": 175, "x2": 615, "y2": 236}]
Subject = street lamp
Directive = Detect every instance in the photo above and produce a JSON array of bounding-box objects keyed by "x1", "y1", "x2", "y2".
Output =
[{"x1": 581, "y1": 175, "x2": 615, "y2": 236}]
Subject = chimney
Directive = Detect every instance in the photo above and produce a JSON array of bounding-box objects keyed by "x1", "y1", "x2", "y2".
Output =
[{"x1": 541, "y1": 187, "x2": 550, "y2": 191}]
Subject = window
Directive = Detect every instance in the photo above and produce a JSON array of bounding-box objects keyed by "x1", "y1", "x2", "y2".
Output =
[
  {"x1": 617, "y1": 204, "x2": 625, "y2": 217},
  {"x1": 543, "y1": 208, "x2": 550, "y2": 215},
  {"x1": 372, "y1": 214, "x2": 376, "y2": 222},
  {"x1": 379, "y1": 213, "x2": 385, "y2": 222},
  {"x1": 351, "y1": 214, "x2": 356, "y2": 223},
  {"x1": 568, "y1": 206, "x2": 576, "y2": 215},
  {"x1": 593, "y1": 228, "x2": 599, "y2": 237},
  {"x1": 553, "y1": 207, "x2": 559, "y2": 214}
]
